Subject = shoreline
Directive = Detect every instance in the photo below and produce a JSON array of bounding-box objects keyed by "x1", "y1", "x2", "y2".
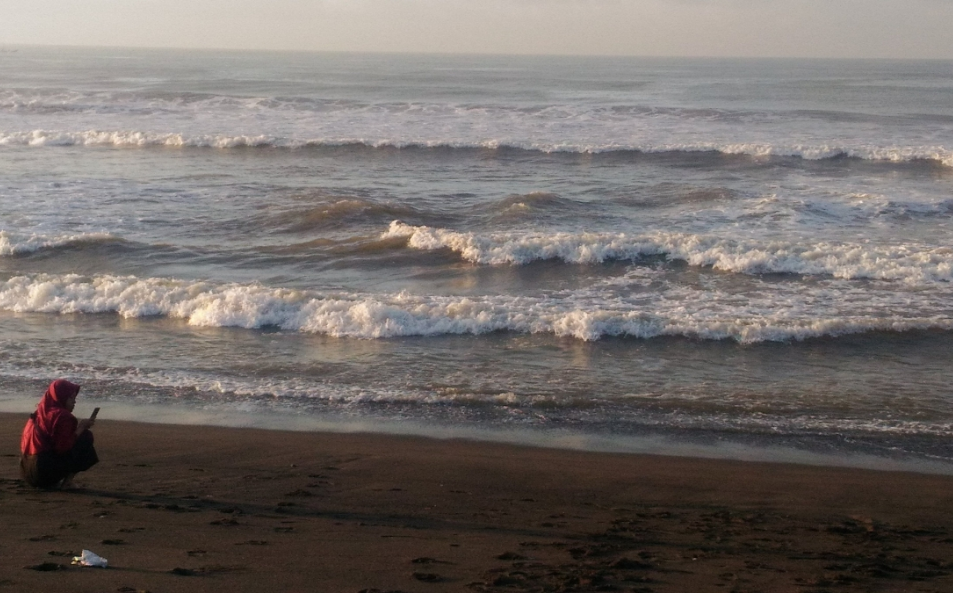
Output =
[
  {"x1": 3, "y1": 398, "x2": 951, "y2": 476},
  {"x1": 3, "y1": 413, "x2": 953, "y2": 592}
]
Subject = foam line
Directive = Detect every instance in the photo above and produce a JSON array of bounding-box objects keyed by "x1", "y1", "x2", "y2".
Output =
[
  {"x1": 384, "y1": 222, "x2": 953, "y2": 283},
  {"x1": 1, "y1": 130, "x2": 950, "y2": 167},
  {"x1": 2, "y1": 273, "x2": 952, "y2": 343}
]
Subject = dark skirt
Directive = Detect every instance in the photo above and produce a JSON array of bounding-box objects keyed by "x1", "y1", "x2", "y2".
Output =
[{"x1": 20, "y1": 431, "x2": 99, "y2": 489}]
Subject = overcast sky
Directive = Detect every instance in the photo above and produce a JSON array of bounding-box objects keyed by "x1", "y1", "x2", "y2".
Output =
[{"x1": 1, "y1": 0, "x2": 952, "y2": 59}]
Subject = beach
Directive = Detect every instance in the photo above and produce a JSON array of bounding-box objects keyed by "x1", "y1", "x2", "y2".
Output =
[
  {"x1": 2, "y1": 48, "x2": 953, "y2": 592},
  {"x1": 3, "y1": 413, "x2": 953, "y2": 593}
]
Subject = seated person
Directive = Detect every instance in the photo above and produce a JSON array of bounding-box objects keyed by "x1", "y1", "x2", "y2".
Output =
[{"x1": 20, "y1": 379, "x2": 99, "y2": 490}]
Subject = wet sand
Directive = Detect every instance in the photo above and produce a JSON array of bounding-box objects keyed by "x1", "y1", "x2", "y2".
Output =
[{"x1": 2, "y1": 412, "x2": 953, "y2": 593}]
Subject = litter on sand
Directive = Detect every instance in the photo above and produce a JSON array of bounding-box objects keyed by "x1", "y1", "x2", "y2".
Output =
[{"x1": 71, "y1": 549, "x2": 108, "y2": 568}]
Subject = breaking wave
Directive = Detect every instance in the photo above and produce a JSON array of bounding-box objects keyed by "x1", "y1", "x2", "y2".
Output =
[
  {"x1": 2, "y1": 272, "x2": 953, "y2": 343},
  {"x1": 384, "y1": 222, "x2": 953, "y2": 284}
]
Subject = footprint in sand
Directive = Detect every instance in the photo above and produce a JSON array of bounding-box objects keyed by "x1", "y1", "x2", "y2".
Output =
[
  {"x1": 411, "y1": 557, "x2": 453, "y2": 565},
  {"x1": 170, "y1": 565, "x2": 243, "y2": 576},
  {"x1": 25, "y1": 562, "x2": 67, "y2": 572}
]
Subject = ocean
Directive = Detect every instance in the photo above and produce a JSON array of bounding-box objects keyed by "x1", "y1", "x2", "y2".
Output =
[{"x1": 2, "y1": 47, "x2": 952, "y2": 471}]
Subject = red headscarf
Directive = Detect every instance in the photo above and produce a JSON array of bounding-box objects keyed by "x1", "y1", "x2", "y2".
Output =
[{"x1": 21, "y1": 379, "x2": 81, "y2": 456}]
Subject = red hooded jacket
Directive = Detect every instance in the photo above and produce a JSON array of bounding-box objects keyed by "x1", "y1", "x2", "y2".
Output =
[{"x1": 21, "y1": 380, "x2": 81, "y2": 456}]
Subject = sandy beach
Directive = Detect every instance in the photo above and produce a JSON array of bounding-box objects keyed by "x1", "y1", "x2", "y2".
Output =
[
  {"x1": 2, "y1": 412, "x2": 953, "y2": 593},
  {"x1": 4, "y1": 51, "x2": 953, "y2": 593}
]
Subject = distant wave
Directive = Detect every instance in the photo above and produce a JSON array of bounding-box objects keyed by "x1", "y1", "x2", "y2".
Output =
[
  {"x1": 384, "y1": 221, "x2": 953, "y2": 284},
  {"x1": 2, "y1": 129, "x2": 950, "y2": 167},
  {"x1": 5, "y1": 88, "x2": 951, "y2": 126},
  {"x1": 0, "y1": 230, "x2": 121, "y2": 256},
  {"x1": 2, "y1": 273, "x2": 953, "y2": 343}
]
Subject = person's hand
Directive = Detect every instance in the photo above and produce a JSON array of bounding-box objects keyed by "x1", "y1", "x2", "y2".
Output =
[{"x1": 76, "y1": 418, "x2": 94, "y2": 435}]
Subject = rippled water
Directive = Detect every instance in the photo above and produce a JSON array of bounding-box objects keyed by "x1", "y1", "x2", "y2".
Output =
[{"x1": 2, "y1": 48, "x2": 952, "y2": 468}]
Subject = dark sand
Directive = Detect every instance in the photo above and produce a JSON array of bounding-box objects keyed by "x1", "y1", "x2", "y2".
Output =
[{"x1": 2, "y1": 413, "x2": 953, "y2": 593}]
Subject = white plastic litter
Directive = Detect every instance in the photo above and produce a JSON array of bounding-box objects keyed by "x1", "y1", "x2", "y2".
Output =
[{"x1": 71, "y1": 549, "x2": 108, "y2": 568}]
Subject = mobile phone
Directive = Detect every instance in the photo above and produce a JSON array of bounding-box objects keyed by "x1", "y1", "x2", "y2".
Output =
[{"x1": 90, "y1": 407, "x2": 100, "y2": 420}]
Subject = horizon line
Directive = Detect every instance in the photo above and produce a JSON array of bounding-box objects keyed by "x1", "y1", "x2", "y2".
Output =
[{"x1": 2, "y1": 42, "x2": 952, "y2": 63}]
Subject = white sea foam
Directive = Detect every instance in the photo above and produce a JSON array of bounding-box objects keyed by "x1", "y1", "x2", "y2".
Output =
[
  {"x1": 0, "y1": 130, "x2": 279, "y2": 149},
  {"x1": 2, "y1": 273, "x2": 952, "y2": 343},
  {"x1": 0, "y1": 230, "x2": 117, "y2": 256},
  {"x1": 713, "y1": 142, "x2": 953, "y2": 166},
  {"x1": 384, "y1": 221, "x2": 953, "y2": 284},
  {"x1": 1, "y1": 129, "x2": 950, "y2": 167}
]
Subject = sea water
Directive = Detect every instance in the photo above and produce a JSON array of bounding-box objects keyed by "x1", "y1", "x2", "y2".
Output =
[{"x1": 1, "y1": 47, "x2": 952, "y2": 470}]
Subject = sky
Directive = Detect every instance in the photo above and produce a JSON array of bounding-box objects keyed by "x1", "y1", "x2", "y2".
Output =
[{"x1": 1, "y1": 0, "x2": 952, "y2": 59}]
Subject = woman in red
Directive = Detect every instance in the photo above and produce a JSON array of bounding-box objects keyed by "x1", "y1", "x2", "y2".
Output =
[{"x1": 20, "y1": 379, "x2": 99, "y2": 489}]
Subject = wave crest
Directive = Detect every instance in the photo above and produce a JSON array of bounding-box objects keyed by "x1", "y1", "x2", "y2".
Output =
[
  {"x1": 383, "y1": 221, "x2": 953, "y2": 283},
  {"x1": 1, "y1": 129, "x2": 950, "y2": 167},
  {"x1": 260, "y1": 198, "x2": 423, "y2": 233},
  {"x1": 2, "y1": 273, "x2": 953, "y2": 343},
  {"x1": 0, "y1": 231, "x2": 120, "y2": 256}
]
